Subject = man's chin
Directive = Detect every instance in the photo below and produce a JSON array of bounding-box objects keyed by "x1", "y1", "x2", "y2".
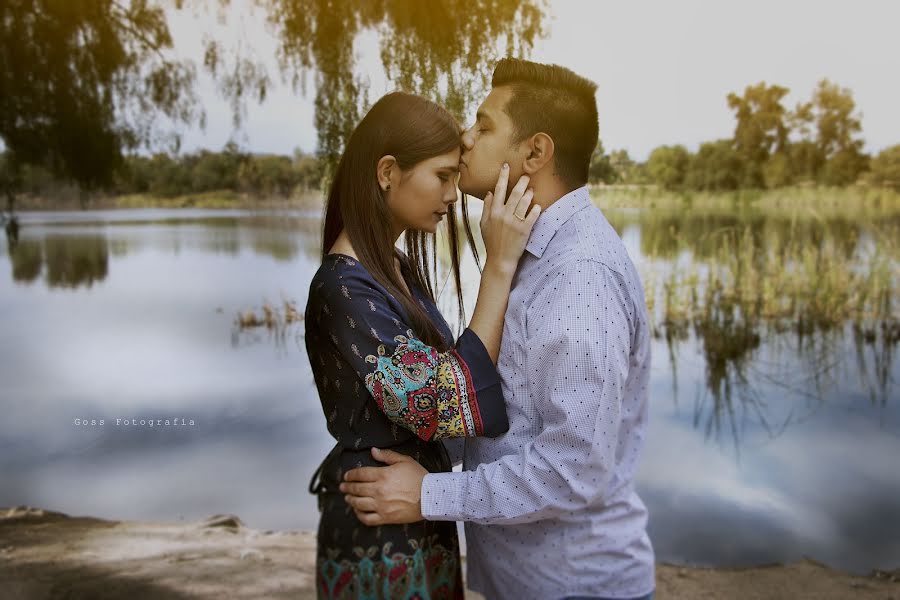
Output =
[{"x1": 458, "y1": 184, "x2": 487, "y2": 200}]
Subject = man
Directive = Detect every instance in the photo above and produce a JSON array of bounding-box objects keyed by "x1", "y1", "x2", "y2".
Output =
[{"x1": 340, "y1": 58, "x2": 655, "y2": 600}]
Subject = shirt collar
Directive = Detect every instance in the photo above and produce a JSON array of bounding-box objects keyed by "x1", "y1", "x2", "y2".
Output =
[{"x1": 524, "y1": 185, "x2": 591, "y2": 259}]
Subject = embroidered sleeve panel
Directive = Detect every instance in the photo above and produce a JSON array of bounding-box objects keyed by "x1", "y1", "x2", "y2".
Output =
[
  {"x1": 313, "y1": 263, "x2": 507, "y2": 441},
  {"x1": 363, "y1": 331, "x2": 486, "y2": 441}
]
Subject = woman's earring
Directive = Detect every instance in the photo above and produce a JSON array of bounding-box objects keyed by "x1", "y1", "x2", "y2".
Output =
[{"x1": 385, "y1": 184, "x2": 391, "y2": 191}]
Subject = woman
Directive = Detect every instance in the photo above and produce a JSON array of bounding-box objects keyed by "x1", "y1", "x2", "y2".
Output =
[{"x1": 304, "y1": 91, "x2": 539, "y2": 599}]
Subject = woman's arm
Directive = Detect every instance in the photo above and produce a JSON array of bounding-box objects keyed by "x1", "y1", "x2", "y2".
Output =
[{"x1": 465, "y1": 165, "x2": 541, "y2": 365}]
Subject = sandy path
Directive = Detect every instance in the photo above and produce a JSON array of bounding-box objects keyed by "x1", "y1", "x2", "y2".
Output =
[{"x1": 1, "y1": 506, "x2": 897, "y2": 599}]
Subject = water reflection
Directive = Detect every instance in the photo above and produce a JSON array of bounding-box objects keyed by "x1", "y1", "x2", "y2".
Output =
[
  {"x1": 0, "y1": 207, "x2": 897, "y2": 574},
  {"x1": 4, "y1": 210, "x2": 324, "y2": 289},
  {"x1": 604, "y1": 208, "x2": 900, "y2": 262}
]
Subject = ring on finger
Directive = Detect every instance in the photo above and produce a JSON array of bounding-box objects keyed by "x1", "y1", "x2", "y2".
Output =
[{"x1": 514, "y1": 212, "x2": 527, "y2": 221}]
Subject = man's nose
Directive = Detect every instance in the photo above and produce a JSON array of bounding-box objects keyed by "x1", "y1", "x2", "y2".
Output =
[{"x1": 460, "y1": 126, "x2": 474, "y2": 150}]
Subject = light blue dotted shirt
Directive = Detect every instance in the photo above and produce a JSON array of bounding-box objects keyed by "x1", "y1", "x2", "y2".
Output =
[{"x1": 421, "y1": 186, "x2": 656, "y2": 599}]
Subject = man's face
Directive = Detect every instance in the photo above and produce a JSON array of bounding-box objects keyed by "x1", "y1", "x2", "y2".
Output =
[{"x1": 458, "y1": 86, "x2": 526, "y2": 199}]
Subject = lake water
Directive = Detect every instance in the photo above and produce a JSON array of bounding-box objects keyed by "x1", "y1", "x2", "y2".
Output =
[{"x1": 1, "y1": 206, "x2": 897, "y2": 574}]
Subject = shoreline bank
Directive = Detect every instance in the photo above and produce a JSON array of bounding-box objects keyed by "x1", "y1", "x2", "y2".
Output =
[{"x1": 1, "y1": 506, "x2": 897, "y2": 599}]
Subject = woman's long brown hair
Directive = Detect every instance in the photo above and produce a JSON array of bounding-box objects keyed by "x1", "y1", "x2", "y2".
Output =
[{"x1": 320, "y1": 92, "x2": 481, "y2": 352}]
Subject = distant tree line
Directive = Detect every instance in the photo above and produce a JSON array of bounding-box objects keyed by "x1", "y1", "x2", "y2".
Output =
[
  {"x1": 589, "y1": 78, "x2": 900, "y2": 192},
  {"x1": 5, "y1": 77, "x2": 899, "y2": 205},
  {"x1": 0, "y1": 142, "x2": 323, "y2": 201}
]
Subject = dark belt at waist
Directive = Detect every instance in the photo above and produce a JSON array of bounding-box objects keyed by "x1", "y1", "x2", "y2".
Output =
[{"x1": 307, "y1": 439, "x2": 450, "y2": 497}]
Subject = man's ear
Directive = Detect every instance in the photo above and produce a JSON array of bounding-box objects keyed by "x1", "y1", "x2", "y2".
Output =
[
  {"x1": 376, "y1": 155, "x2": 397, "y2": 191},
  {"x1": 522, "y1": 133, "x2": 555, "y2": 175}
]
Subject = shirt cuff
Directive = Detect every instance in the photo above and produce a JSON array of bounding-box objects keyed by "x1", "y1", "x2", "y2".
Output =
[
  {"x1": 453, "y1": 327, "x2": 508, "y2": 437},
  {"x1": 421, "y1": 471, "x2": 469, "y2": 521}
]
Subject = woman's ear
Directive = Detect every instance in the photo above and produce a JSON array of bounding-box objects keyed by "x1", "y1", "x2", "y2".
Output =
[
  {"x1": 376, "y1": 155, "x2": 397, "y2": 191},
  {"x1": 523, "y1": 133, "x2": 555, "y2": 175}
]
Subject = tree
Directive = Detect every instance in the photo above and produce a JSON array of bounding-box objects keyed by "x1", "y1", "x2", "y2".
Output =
[
  {"x1": 230, "y1": 0, "x2": 547, "y2": 181},
  {"x1": 685, "y1": 140, "x2": 741, "y2": 191},
  {"x1": 292, "y1": 149, "x2": 324, "y2": 191},
  {"x1": 788, "y1": 79, "x2": 868, "y2": 185},
  {"x1": 646, "y1": 145, "x2": 691, "y2": 190},
  {"x1": 191, "y1": 143, "x2": 246, "y2": 192},
  {"x1": 810, "y1": 79, "x2": 868, "y2": 185},
  {"x1": 865, "y1": 145, "x2": 900, "y2": 191},
  {"x1": 609, "y1": 149, "x2": 635, "y2": 183},
  {"x1": 726, "y1": 82, "x2": 790, "y2": 188},
  {"x1": 588, "y1": 141, "x2": 618, "y2": 184},
  {"x1": 1, "y1": 1, "x2": 547, "y2": 209},
  {"x1": 0, "y1": 0, "x2": 203, "y2": 210},
  {"x1": 238, "y1": 154, "x2": 298, "y2": 197}
]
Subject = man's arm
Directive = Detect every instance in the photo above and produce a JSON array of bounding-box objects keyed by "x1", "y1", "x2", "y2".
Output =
[
  {"x1": 421, "y1": 259, "x2": 635, "y2": 525},
  {"x1": 442, "y1": 437, "x2": 465, "y2": 467}
]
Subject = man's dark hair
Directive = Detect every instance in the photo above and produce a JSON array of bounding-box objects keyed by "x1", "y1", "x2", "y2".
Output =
[{"x1": 492, "y1": 58, "x2": 599, "y2": 188}]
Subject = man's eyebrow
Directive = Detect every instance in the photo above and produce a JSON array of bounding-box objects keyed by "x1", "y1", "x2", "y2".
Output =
[{"x1": 475, "y1": 110, "x2": 493, "y2": 124}]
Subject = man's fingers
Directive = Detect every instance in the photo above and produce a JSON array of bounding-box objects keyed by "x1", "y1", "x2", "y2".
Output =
[
  {"x1": 345, "y1": 495, "x2": 378, "y2": 512},
  {"x1": 343, "y1": 466, "x2": 380, "y2": 483},
  {"x1": 355, "y1": 510, "x2": 383, "y2": 527},
  {"x1": 339, "y1": 481, "x2": 377, "y2": 496},
  {"x1": 371, "y1": 447, "x2": 411, "y2": 465}
]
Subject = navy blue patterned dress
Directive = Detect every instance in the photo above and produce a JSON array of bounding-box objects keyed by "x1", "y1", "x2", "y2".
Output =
[{"x1": 304, "y1": 250, "x2": 508, "y2": 599}]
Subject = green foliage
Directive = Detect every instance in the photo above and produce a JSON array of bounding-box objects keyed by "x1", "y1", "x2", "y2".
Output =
[
  {"x1": 625, "y1": 77, "x2": 875, "y2": 192},
  {"x1": 762, "y1": 152, "x2": 793, "y2": 189},
  {"x1": 260, "y1": 0, "x2": 546, "y2": 182},
  {"x1": 646, "y1": 145, "x2": 690, "y2": 190},
  {"x1": 17, "y1": 143, "x2": 322, "y2": 198},
  {"x1": 793, "y1": 79, "x2": 868, "y2": 185},
  {"x1": 1, "y1": 0, "x2": 546, "y2": 206},
  {"x1": 866, "y1": 145, "x2": 900, "y2": 191},
  {"x1": 726, "y1": 82, "x2": 790, "y2": 188},
  {"x1": 685, "y1": 140, "x2": 742, "y2": 191},
  {"x1": 820, "y1": 149, "x2": 869, "y2": 187},
  {"x1": 0, "y1": 0, "x2": 201, "y2": 201},
  {"x1": 588, "y1": 141, "x2": 618, "y2": 184}
]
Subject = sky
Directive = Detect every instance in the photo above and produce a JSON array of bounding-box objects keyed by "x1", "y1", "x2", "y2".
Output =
[{"x1": 168, "y1": 0, "x2": 900, "y2": 161}]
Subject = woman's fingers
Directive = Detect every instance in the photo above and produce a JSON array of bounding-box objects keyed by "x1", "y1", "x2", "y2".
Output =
[
  {"x1": 492, "y1": 163, "x2": 510, "y2": 217},
  {"x1": 481, "y1": 191, "x2": 494, "y2": 227},
  {"x1": 512, "y1": 188, "x2": 534, "y2": 220},
  {"x1": 524, "y1": 203, "x2": 541, "y2": 227},
  {"x1": 504, "y1": 174, "x2": 530, "y2": 215}
]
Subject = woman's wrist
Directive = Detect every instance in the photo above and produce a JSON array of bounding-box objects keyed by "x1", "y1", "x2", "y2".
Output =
[{"x1": 482, "y1": 257, "x2": 518, "y2": 281}]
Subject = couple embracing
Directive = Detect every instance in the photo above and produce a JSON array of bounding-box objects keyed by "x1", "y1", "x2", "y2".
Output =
[{"x1": 304, "y1": 58, "x2": 655, "y2": 600}]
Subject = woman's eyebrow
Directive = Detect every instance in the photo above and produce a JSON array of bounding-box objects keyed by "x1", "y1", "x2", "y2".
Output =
[
  {"x1": 476, "y1": 110, "x2": 493, "y2": 125},
  {"x1": 437, "y1": 164, "x2": 460, "y2": 173}
]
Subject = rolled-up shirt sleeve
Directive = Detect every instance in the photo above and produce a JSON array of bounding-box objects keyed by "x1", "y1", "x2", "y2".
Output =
[{"x1": 421, "y1": 259, "x2": 633, "y2": 524}]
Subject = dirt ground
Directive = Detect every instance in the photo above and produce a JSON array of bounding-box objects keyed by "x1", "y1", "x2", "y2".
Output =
[{"x1": 1, "y1": 506, "x2": 897, "y2": 599}]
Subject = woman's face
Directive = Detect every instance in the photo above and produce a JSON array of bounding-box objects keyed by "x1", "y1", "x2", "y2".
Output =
[{"x1": 386, "y1": 148, "x2": 461, "y2": 235}]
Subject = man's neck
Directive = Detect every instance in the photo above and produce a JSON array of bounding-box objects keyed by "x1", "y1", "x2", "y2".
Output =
[{"x1": 529, "y1": 175, "x2": 579, "y2": 214}]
